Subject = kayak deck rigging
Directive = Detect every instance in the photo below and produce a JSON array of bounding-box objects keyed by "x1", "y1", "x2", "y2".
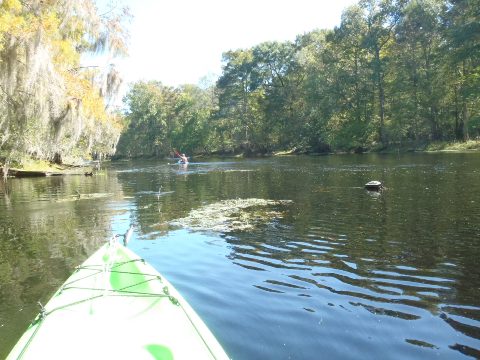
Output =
[
  {"x1": 34, "y1": 261, "x2": 181, "y2": 321},
  {"x1": 8, "y1": 235, "x2": 229, "y2": 360}
]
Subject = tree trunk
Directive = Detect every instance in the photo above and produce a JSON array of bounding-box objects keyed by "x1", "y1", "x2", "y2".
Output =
[
  {"x1": 430, "y1": 106, "x2": 439, "y2": 141},
  {"x1": 375, "y1": 46, "x2": 386, "y2": 146},
  {"x1": 2, "y1": 161, "x2": 9, "y2": 181},
  {"x1": 454, "y1": 85, "x2": 462, "y2": 140},
  {"x1": 379, "y1": 77, "x2": 386, "y2": 144},
  {"x1": 461, "y1": 61, "x2": 469, "y2": 141},
  {"x1": 243, "y1": 79, "x2": 249, "y2": 144},
  {"x1": 53, "y1": 152, "x2": 62, "y2": 165},
  {"x1": 412, "y1": 45, "x2": 419, "y2": 141},
  {"x1": 462, "y1": 101, "x2": 469, "y2": 140}
]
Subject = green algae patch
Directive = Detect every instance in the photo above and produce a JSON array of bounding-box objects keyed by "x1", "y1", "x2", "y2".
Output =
[{"x1": 171, "y1": 198, "x2": 292, "y2": 232}]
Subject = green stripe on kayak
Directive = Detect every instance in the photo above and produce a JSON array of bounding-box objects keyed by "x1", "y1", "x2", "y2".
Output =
[
  {"x1": 109, "y1": 247, "x2": 152, "y2": 294},
  {"x1": 145, "y1": 344, "x2": 174, "y2": 360}
]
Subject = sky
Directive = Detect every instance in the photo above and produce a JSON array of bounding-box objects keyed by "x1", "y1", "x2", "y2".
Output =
[{"x1": 100, "y1": 0, "x2": 359, "y2": 89}]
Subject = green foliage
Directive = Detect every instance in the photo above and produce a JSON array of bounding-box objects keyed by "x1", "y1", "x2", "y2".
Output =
[
  {"x1": 0, "y1": 0, "x2": 129, "y2": 166},
  {"x1": 116, "y1": 82, "x2": 216, "y2": 157},
  {"x1": 425, "y1": 139, "x2": 480, "y2": 151},
  {"x1": 116, "y1": 0, "x2": 480, "y2": 157}
]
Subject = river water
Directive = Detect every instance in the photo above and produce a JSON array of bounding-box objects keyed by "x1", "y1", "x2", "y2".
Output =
[{"x1": 0, "y1": 153, "x2": 479, "y2": 359}]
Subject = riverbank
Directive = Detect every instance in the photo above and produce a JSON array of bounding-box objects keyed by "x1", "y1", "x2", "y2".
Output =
[
  {"x1": 3, "y1": 140, "x2": 479, "y2": 175},
  {"x1": 285, "y1": 140, "x2": 480, "y2": 156},
  {"x1": 0, "y1": 158, "x2": 99, "y2": 178},
  {"x1": 424, "y1": 139, "x2": 480, "y2": 152}
]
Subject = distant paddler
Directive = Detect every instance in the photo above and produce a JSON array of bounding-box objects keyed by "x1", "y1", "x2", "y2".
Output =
[
  {"x1": 174, "y1": 149, "x2": 189, "y2": 164},
  {"x1": 179, "y1": 153, "x2": 188, "y2": 164}
]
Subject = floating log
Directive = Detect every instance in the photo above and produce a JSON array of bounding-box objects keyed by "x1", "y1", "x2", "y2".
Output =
[
  {"x1": 365, "y1": 180, "x2": 383, "y2": 191},
  {"x1": 7, "y1": 168, "x2": 63, "y2": 177}
]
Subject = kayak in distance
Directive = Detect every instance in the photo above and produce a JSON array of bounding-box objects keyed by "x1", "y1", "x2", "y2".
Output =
[
  {"x1": 173, "y1": 149, "x2": 189, "y2": 164},
  {"x1": 7, "y1": 231, "x2": 229, "y2": 360}
]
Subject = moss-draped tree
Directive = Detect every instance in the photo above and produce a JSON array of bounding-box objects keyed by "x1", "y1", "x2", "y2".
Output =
[{"x1": 0, "y1": 0, "x2": 129, "y2": 172}]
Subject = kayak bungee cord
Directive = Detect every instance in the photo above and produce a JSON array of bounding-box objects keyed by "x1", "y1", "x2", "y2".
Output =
[
  {"x1": 8, "y1": 229, "x2": 229, "y2": 360},
  {"x1": 15, "y1": 290, "x2": 179, "y2": 359},
  {"x1": 16, "y1": 302, "x2": 47, "y2": 359},
  {"x1": 13, "y1": 237, "x2": 180, "y2": 359}
]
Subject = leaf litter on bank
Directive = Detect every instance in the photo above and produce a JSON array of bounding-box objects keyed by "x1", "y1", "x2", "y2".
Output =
[{"x1": 170, "y1": 198, "x2": 293, "y2": 232}]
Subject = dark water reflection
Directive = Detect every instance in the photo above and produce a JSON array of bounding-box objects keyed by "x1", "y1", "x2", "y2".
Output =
[{"x1": 1, "y1": 154, "x2": 480, "y2": 359}]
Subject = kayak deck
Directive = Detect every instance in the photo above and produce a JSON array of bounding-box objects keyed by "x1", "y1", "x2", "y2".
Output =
[{"x1": 8, "y1": 239, "x2": 229, "y2": 360}]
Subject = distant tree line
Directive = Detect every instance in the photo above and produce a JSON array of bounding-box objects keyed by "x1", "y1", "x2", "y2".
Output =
[
  {"x1": 118, "y1": 0, "x2": 479, "y2": 158},
  {"x1": 117, "y1": 82, "x2": 216, "y2": 157}
]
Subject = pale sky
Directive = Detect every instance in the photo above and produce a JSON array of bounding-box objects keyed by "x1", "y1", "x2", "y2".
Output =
[{"x1": 103, "y1": 0, "x2": 358, "y2": 89}]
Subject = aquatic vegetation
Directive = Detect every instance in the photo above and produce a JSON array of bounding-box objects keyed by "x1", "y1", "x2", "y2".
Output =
[
  {"x1": 56, "y1": 193, "x2": 113, "y2": 202},
  {"x1": 171, "y1": 198, "x2": 292, "y2": 232}
]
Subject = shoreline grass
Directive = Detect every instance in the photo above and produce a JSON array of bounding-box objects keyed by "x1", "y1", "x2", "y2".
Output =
[{"x1": 424, "y1": 140, "x2": 480, "y2": 152}]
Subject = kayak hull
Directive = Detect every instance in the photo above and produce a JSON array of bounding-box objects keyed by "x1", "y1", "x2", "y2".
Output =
[{"x1": 7, "y1": 240, "x2": 228, "y2": 360}]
